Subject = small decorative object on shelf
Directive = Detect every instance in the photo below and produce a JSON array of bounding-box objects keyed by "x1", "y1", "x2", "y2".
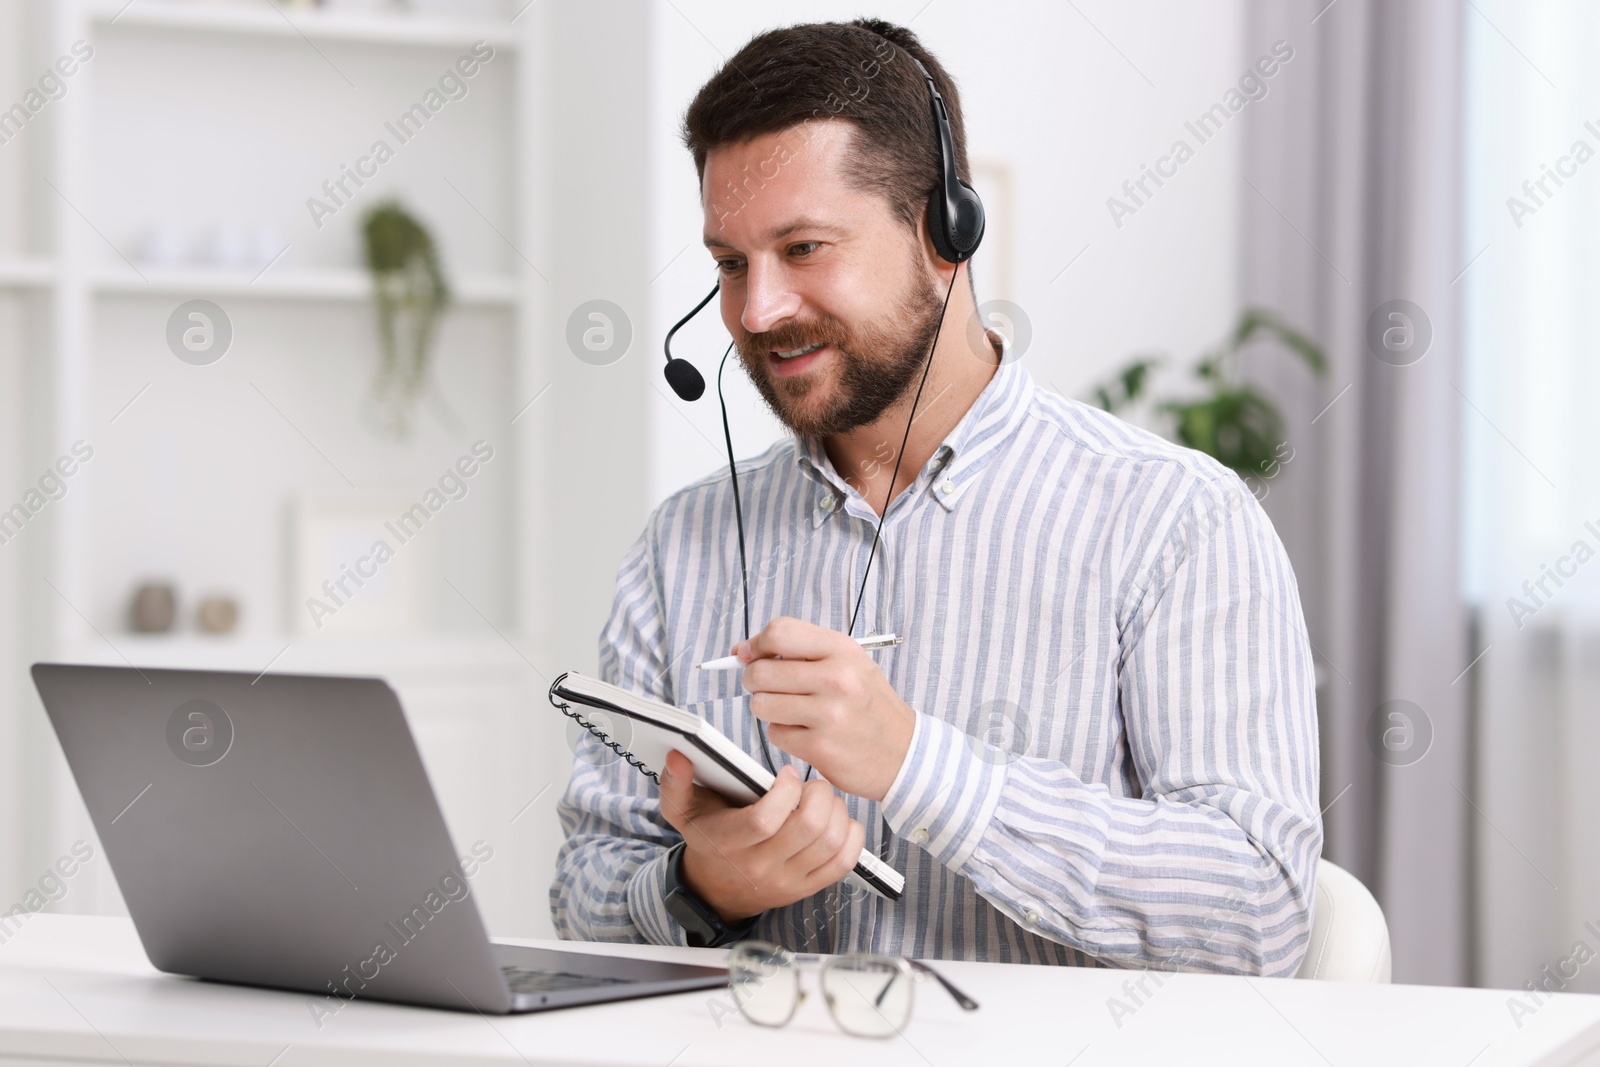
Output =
[
  {"x1": 129, "y1": 581, "x2": 178, "y2": 633},
  {"x1": 134, "y1": 219, "x2": 283, "y2": 273},
  {"x1": 1086, "y1": 307, "x2": 1326, "y2": 481},
  {"x1": 332, "y1": 0, "x2": 416, "y2": 10},
  {"x1": 196, "y1": 595, "x2": 241, "y2": 635},
  {"x1": 361, "y1": 200, "x2": 450, "y2": 439}
]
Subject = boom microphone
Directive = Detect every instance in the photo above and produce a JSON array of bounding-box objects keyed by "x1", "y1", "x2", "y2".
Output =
[{"x1": 662, "y1": 283, "x2": 718, "y2": 401}]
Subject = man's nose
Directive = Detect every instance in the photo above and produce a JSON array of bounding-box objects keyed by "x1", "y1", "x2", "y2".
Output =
[{"x1": 740, "y1": 262, "x2": 802, "y2": 335}]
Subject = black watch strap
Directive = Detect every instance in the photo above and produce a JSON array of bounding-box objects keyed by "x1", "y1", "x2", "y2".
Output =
[{"x1": 662, "y1": 841, "x2": 758, "y2": 948}]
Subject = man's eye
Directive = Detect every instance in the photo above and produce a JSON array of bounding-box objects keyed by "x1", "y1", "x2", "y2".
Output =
[
  {"x1": 717, "y1": 258, "x2": 745, "y2": 273},
  {"x1": 789, "y1": 242, "x2": 820, "y2": 257}
]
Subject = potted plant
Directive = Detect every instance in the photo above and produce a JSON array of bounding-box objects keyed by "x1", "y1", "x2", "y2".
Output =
[
  {"x1": 1087, "y1": 308, "x2": 1326, "y2": 492},
  {"x1": 362, "y1": 201, "x2": 450, "y2": 439}
]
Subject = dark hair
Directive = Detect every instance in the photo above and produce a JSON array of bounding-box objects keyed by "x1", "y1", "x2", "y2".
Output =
[{"x1": 682, "y1": 19, "x2": 972, "y2": 235}]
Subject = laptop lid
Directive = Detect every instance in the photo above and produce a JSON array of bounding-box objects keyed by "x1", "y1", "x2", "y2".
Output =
[{"x1": 31, "y1": 663, "x2": 514, "y2": 1014}]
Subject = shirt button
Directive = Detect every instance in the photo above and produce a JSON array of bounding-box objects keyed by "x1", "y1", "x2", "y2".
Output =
[
  {"x1": 910, "y1": 828, "x2": 929, "y2": 845},
  {"x1": 818, "y1": 494, "x2": 834, "y2": 511},
  {"x1": 938, "y1": 479, "x2": 955, "y2": 495},
  {"x1": 1024, "y1": 908, "x2": 1041, "y2": 926}
]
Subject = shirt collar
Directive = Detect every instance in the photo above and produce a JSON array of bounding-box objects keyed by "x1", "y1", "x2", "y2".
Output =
[{"x1": 793, "y1": 329, "x2": 1035, "y2": 519}]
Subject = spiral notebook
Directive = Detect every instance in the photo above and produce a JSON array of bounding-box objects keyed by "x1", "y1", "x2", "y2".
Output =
[{"x1": 549, "y1": 671, "x2": 904, "y2": 901}]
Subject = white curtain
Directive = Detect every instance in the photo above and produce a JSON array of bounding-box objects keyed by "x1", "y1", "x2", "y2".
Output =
[
  {"x1": 1463, "y1": 0, "x2": 1600, "y2": 994},
  {"x1": 1240, "y1": 0, "x2": 1470, "y2": 985}
]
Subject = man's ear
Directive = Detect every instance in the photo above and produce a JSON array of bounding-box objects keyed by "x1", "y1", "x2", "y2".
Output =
[{"x1": 917, "y1": 210, "x2": 960, "y2": 287}]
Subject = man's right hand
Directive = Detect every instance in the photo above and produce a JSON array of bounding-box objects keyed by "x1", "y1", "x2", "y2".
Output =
[{"x1": 656, "y1": 749, "x2": 866, "y2": 922}]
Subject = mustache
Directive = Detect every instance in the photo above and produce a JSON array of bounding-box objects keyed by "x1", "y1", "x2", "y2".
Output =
[{"x1": 738, "y1": 318, "x2": 851, "y2": 357}]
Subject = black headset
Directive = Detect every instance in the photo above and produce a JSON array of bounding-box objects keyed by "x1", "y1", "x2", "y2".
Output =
[
  {"x1": 658, "y1": 43, "x2": 985, "y2": 776},
  {"x1": 911, "y1": 55, "x2": 986, "y2": 265}
]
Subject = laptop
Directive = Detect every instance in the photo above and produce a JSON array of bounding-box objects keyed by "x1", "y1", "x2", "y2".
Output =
[{"x1": 31, "y1": 662, "x2": 728, "y2": 1014}]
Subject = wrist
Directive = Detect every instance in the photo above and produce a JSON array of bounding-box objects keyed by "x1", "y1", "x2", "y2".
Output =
[
  {"x1": 859, "y1": 695, "x2": 919, "y2": 802},
  {"x1": 877, "y1": 706, "x2": 923, "y2": 803},
  {"x1": 677, "y1": 843, "x2": 756, "y2": 923},
  {"x1": 665, "y1": 842, "x2": 759, "y2": 946}
]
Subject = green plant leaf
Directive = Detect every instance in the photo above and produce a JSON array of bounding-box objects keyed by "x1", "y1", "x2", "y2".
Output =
[
  {"x1": 1160, "y1": 386, "x2": 1284, "y2": 475},
  {"x1": 1091, "y1": 307, "x2": 1323, "y2": 477},
  {"x1": 1232, "y1": 307, "x2": 1327, "y2": 377},
  {"x1": 1085, "y1": 356, "x2": 1163, "y2": 413}
]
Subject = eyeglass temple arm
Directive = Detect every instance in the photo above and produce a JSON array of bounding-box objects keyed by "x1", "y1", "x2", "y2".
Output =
[{"x1": 909, "y1": 960, "x2": 980, "y2": 1011}]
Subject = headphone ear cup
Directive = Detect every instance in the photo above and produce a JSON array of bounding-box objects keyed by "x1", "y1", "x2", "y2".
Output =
[
  {"x1": 951, "y1": 180, "x2": 986, "y2": 260},
  {"x1": 927, "y1": 183, "x2": 986, "y2": 264}
]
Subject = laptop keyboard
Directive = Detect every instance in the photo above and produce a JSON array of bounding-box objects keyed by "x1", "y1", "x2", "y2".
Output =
[{"x1": 501, "y1": 966, "x2": 632, "y2": 994}]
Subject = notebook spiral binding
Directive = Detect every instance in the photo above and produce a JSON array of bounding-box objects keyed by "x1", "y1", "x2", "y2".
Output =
[{"x1": 547, "y1": 672, "x2": 660, "y2": 783}]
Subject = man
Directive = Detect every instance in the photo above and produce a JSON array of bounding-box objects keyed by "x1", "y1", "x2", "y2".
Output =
[{"x1": 551, "y1": 19, "x2": 1321, "y2": 976}]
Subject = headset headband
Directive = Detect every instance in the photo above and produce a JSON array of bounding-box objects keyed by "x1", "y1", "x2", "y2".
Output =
[{"x1": 908, "y1": 54, "x2": 985, "y2": 263}]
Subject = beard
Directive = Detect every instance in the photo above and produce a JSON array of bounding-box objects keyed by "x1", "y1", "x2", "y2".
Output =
[{"x1": 735, "y1": 265, "x2": 945, "y2": 439}]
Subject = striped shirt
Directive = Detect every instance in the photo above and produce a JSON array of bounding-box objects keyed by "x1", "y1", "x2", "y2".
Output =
[{"x1": 551, "y1": 352, "x2": 1321, "y2": 976}]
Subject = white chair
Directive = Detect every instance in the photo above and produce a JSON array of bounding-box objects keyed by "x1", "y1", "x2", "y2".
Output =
[{"x1": 1295, "y1": 859, "x2": 1392, "y2": 982}]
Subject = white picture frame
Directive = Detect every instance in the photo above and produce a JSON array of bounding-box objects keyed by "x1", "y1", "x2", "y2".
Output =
[
  {"x1": 970, "y1": 156, "x2": 1016, "y2": 302},
  {"x1": 289, "y1": 494, "x2": 440, "y2": 637}
]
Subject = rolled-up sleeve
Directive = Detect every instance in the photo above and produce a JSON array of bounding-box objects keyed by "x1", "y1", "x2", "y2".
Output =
[{"x1": 881, "y1": 474, "x2": 1322, "y2": 976}]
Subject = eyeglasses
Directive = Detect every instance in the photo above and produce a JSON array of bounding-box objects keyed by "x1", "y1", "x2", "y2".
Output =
[{"x1": 727, "y1": 940, "x2": 980, "y2": 1039}]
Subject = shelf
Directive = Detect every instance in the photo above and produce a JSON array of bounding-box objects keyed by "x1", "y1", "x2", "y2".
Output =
[
  {"x1": 2, "y1": 259, "x2": 523, "y2": 304},
  {"x1": 86, "y1": 0, "x2": 520, "y2": 50},
  {"x1": 91, "y1": 264, "x2": 521, "y2": 305},
  {"x1": 0, "y1": 258, "x2": 56, "y2": 288},
  {"x1": 60, "y1": 633, "x2": 545, "y2": 677}
]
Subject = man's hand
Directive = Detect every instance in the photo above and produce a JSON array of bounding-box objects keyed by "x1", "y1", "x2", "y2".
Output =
[
  {"x1": 657, "y1": 749, "x2": 865, "y2": 922},
  {"x1": 733, "y1": 616, "x2": 916, "y2": 802}
]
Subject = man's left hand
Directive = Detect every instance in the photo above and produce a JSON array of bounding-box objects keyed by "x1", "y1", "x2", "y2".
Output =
[{"x1": 733, "y1": 617, "x2": 916, "y2": 801}]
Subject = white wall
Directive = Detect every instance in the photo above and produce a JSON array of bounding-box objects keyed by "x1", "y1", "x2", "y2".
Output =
[
  {"x1": 646, "y1": 0, "x2": 1245, "y2": 508},
  {"x1": 0, "y1": 0, "x2": 57, "y2": 915}
]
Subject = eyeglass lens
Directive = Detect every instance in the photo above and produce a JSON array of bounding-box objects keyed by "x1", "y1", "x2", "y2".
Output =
[
  {"x1": 822, "y1": 958, "x2": 914, "y2": 1038},
  {"x1": 728, "y1": 943, "x2": 799, "y2": 1027}
]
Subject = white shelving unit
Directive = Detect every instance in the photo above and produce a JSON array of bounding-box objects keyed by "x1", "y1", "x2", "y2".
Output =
[
  {"x1": 91, "y1": 264, "x2": 521, "y2": 304},
  {"x1": 3, "y1": 259, "x2": 519, "y2": 304},
  {"x1": 84, "y1": 0, "x2": 521, "y2": 49},
  {"x1": 0, "y1": 258, "x2": 55, "y2": 288},
  {"x1": 3, "y1": 0, "x2": 569, "y2": 938},
  {"x1": 23, "y1": 0, "x2": 543, "y2": 639}
]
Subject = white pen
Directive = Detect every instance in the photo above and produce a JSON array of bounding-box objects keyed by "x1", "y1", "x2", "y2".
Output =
[{"x1": 694, "y1": 632, "x2": 904, "y2": 671}]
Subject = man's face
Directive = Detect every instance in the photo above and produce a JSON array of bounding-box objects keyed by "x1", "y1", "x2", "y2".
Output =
[{"x1": 702, "y1": 121, "x2": 944, "y2": 438}]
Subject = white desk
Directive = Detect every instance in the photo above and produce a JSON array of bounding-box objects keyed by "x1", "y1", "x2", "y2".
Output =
[{"x1": 1, "y1": 915, "x2": 1597, "y2": 1066}]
